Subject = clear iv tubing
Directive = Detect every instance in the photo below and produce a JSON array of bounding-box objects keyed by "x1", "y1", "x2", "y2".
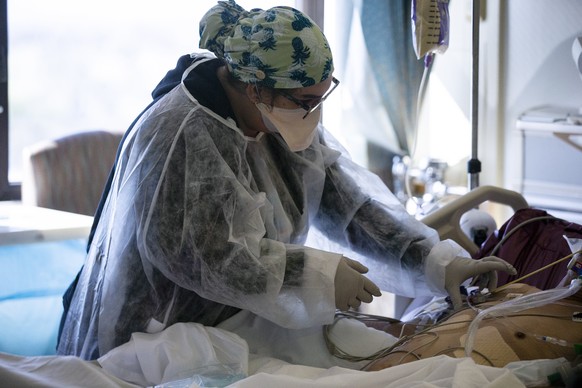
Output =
[{"x1": 464, "y1": 278, "x2": 582, "y2": 357}]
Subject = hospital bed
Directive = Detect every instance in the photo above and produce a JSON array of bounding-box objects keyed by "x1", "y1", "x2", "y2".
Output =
[
  {"x1": 422, "y1": 185, "x2": 529, "y2": 256},
  {"x1": 1, "y1": 185, "x2": 581, "y2": 387}
]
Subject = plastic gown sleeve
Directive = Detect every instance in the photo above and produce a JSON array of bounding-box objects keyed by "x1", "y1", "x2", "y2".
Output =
[
  {"x1": 133, "y1": 103, "x2": 339, "y2": 330},
  {"x1": 314, "y1": 136, "x2": 464, "y2": 298}
]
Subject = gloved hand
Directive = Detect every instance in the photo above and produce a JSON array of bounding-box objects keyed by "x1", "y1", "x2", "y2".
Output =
[
  {"x1": 445, "y1": 255, "x2": 517, "y2": 310},
  {"x1": 334, "y1": 257, "x2": 382, "y2": 311}
]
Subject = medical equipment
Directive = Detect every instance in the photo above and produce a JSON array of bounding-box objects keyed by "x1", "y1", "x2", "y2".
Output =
[
  {"x1": 444, "y1": 255, "x2": 516, "y2": 310},
  {"x1": 565, "y1": 237, "x2": 582, "y2": 276},
  {"x1": 467, "y1": 0, "x2": 482, "y2": 190},
  {"x1": 362, "y1": 281, "x2": 582, "y2": 374},
  {"x1": 459, "y1": 208, "x2": 497, "y2": 246},
  {"x1": 392, "y1": 156, "x2": 448, "y2": 216},
  {"x1": 411, "y1": 0, "x2": 450, "y2": 60},
  {"x1": 493, "y1": 250, "x2": 582, "y2": 293},
  {"x1": 558, "y1": 237, "x2": 582, "y2": 287},
  {"x1": 405, "y1": 0, "x2": 450, "y2": 208},
  {"x1": 408, "y1": 0, "x2": 482, "y2": 204},
  {"x1": 464, "y1": 277, "x2": 582, "y2": 357},
  {"x1": 256, "y1": 103, "x2": 321, "y2": 152}
]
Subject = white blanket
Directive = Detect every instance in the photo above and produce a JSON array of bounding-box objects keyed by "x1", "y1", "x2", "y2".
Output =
[
  {"x1": 0, "y1": 316, "x2": 530, "y2": 387},
  {"x1": 0, "y1": 351, "x2": 526, "y2": 388}
]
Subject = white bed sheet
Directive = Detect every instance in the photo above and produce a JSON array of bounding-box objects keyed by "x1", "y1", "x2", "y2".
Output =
[
  {"x1": 0, "y1": 316, "x2": 531, "y2": 388},
  {"x1": 0, "y1": 352, "x2": 527, "y2": 388}
]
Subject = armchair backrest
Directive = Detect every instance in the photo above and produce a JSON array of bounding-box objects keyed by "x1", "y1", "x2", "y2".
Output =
[{"x1": 21, "y1": 130, "x2": 123, "y2": 217}]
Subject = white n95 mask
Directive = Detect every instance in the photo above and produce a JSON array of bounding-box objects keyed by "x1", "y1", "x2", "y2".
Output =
[{"x1": 256, "y1": 103, "x2": 320, "y2": 152}]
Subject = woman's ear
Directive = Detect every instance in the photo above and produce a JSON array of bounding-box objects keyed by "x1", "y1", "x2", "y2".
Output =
[{"x1": 246, "y1": 83, "x2": 260, "y2": 104}]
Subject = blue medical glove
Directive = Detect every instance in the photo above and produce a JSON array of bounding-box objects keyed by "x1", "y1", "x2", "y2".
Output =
[
  {"x1": 445, "y1": 256, "x2": 517, "y2": 310},
  {"x1": 334, "y1": 257, "x2": 382, "y2": 311}
]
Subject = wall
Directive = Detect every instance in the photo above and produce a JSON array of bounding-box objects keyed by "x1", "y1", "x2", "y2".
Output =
[
  {"x1": 499, "y1": 0, "x2": 582, "y2": 190},
  {"x1": 418, "y1": 0, "x2": 582, "y2": 222},
  {"x1": 427, "y1": 0, "x2": 582, "y2": 189}
]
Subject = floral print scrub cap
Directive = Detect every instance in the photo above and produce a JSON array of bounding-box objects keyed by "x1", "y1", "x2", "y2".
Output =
[{"x1": 199, "y1": 0, "x2": 334, "y2": 89}]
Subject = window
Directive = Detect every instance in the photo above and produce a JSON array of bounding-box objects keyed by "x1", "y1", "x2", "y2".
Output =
[
  {"x1": 2, "y1": 0, "x2": 473, "y2": 203},
  {"x1": 0, "y1": 0, "x2": 11, "y2": 199},
  {"x1": 322, "y1": 0, "x2": 472, "y2": 190},
  {"x1": 0, "y1": 0, "x2": 296, "y2": 200}
]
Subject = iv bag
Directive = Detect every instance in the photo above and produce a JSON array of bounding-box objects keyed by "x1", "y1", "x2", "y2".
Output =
[{"x1": 411, "y1": 0, "x2": 450, "y2": 59}]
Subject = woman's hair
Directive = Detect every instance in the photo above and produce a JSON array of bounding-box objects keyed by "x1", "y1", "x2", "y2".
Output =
[
  {"x1": 223, "y1": 64, "x2": 279, "y2": 106},
  {"x1": 199, "y1": 0, "x2": 334, "y2": 89}
]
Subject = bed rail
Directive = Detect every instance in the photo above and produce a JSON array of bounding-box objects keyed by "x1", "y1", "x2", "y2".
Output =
[{"x1": 421, "y1": 185, "x2": 529, "y2": 255}]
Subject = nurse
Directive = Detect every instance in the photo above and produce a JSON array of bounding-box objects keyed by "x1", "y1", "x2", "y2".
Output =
[{"x1": 57, "y1": 0, "x2": 515, "y2": 360}]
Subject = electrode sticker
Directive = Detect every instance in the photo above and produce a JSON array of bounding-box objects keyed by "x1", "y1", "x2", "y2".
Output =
[{"x1": 504, "y1": 293, "x2": 524, "y2": 301}]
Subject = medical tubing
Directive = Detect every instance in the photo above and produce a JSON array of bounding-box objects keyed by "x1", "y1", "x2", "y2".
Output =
[
  {"x1": 468, "y1": 0, "x2": 480, "y2": 190},
  {"x1": 464, "y1": 278, "x2": 582, "y2": 357},
  {"x1": 533, "y1": 334, "x2": 570, "y2": 347},
  {"x1": 404, "y1": 53, "x2": 434, "y2": 204},
  {"x1": 494, "y1": 249, "x2": 582, "y2": 293},
  {"x1": 489, "y1": 216, "x2": 555, "y2": 257}
]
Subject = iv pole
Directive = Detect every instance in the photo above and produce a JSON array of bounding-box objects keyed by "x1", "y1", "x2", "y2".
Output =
[{"x1": 468, "y1": 0, "x2": 481, "y2": 190}]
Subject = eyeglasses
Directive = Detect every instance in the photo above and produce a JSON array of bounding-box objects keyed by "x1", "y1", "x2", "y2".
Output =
[{"x1": 277, "y1": 77, "x2": 340, "y2": 119}]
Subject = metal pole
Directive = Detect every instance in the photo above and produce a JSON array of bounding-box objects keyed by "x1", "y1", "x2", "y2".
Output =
[{"x1": 468, "y1": 0, "x2": 481, "y2": 190}]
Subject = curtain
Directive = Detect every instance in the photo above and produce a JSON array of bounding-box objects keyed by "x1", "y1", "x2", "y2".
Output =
[
  {"x1": 326, "y1": 0, "x2": 427, "y2": 160},
  {"x1": 359, "y1": 0, "x2": 426, "y2": 155}
]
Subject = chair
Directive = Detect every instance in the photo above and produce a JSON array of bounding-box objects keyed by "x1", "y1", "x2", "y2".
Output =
[{"x1": 21, "y1": 130, "x2": 123, "y2": 217}]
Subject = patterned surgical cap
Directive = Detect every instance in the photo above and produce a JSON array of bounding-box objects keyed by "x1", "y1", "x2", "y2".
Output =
[{"x1": 199, "y1": 0, "x2": 334, "y2": 89}]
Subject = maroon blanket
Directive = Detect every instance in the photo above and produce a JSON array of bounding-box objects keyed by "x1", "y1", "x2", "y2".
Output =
[{"x1": 475, "y1": 208, "x2": 582, "y2": 290}]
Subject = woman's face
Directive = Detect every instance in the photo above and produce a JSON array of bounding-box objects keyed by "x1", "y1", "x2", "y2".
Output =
[
  {"x1": 240, "y1": 74, "x2": 337, "y2": 136},
  {"x1": 270, "y1": 76, "x2": 334, "y2": 113}
]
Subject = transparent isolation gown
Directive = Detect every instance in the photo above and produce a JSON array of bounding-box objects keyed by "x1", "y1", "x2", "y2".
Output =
[{"x1": 57, "y1": 57, "x2": 461, "y2": 360}]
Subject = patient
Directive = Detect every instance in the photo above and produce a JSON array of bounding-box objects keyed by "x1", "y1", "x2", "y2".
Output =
[{"x1": 363, "y1": 282, "x2": 582, "y2": 371}]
